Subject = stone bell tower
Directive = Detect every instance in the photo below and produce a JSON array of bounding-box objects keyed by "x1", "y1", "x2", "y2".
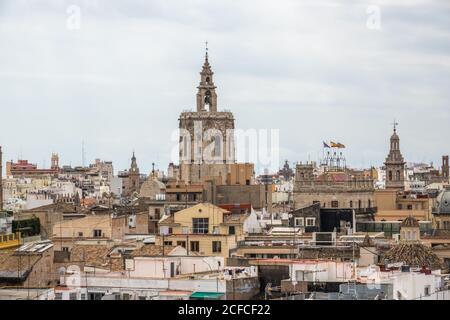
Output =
[
  {"x1": 384, "y1": 121, "x2": 406, "y2": 191},
  {"x1": 178, "y1": 44, "x2": 236, "y2": 184}
]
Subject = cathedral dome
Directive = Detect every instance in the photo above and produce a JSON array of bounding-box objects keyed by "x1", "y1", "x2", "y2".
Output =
[{"x1": 436, "y1": 186, "x2": 450, "y2": 215}]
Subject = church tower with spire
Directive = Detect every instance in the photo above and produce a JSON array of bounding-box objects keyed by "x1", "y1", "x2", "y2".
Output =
[
  {"x1": 178, "y1": 44, "x2": 236, "y2": 184},
  {"x1": 384, "y1": 122, "x2": 406, "y2": 190},
  {"x1": 128, "y1": 151, "x2": 140, "y2": 196}
]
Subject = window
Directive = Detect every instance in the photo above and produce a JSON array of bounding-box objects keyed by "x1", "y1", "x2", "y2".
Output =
[
  {"x1": 358, "y1": 200, "x2": 362, "y2": 209},
  {"x1": 306, "y1": 218, "x2": 315, "y2": 227},
  {"x1": 62, "y1": 247, "x2": 69, "y2": 252},
  {"x1": 212, "y1": 241, "x2": 222, "y2": 253},
  {"x1": 69, "y1": 293, "x2": 77, "y2": 300},
  {"x1": 190, "y1": 241, "x2": 200, "y2": 252},
  {"x1": 164, "y1": 241, "x2": 173, "y2": 246},
  {"x1": 168, "y1": 227, "x2": 173, "y2": 235},
  {"x1": 397, "y1": 204, "x2": 403, "y2": 210},
  {"x1": 443, "y1": 221, "x2": 450, "y2": 230},
  {"x1": 192, "y1": 218, "x2": 209, "y2": 234},
  {"x1": 294, "y1": 218, "x2": 304, "y2": 227},
  {"x1": 78, "y1": 232, "x2": 83, "y2": 237},
  {"x1": 177, "y1": 241, "x2": 186, "y2": 248},
  {"x1": 93, "y1": 229, "x2": 102, "y2": 238},
  {"x1": 55, "y1": 293, "x2": 63, "y2": 300},
  {"x1": 229, "y1": 226, "x2": 236, "y2": 235},
  {"x1": 80, "y1": 294, "x2": 86, "y2": 300},
  {"x1": 349, "y1": 201, "x2": 353, "y2": 208},
  {"x1": 182, "y1": 227, "x2": 189, "y2": 235},
  {"x1": 331, "y1": 201, "x2": 339, "y2": 208},
  {"x1": 407, "y1": 204, "x2": 413, "y2": 210},
  {"x1": 389, "y1": 171, "x2": 393, "y2": 181},
  {"x1": 155, "y1": 208, "x2": 161, "y2": 219},
  {"x1": 424, "y1": 285, "x2": 431, "y2": 296}
]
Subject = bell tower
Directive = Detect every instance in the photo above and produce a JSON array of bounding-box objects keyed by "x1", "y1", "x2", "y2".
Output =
[
  {"x1": 196, "y1": 43, "x2": 218, "y2": 112},
  {"x1": 178, "y1": 44, "x2": 236, "y2": 184},
  {"x1": 384, "y1": 121, "x2": 406, "y2": 191},
  {"x1": 128, "y1": 151, "x2": 140, "y2": 196}
]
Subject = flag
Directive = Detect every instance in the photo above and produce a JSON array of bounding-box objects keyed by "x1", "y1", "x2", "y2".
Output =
[
  {"x1": 323, "y1": 141, "x2": 330, "y2": 148},
  {"x1": 330, "y1": 141, "x2": 339, "y2": 148}
]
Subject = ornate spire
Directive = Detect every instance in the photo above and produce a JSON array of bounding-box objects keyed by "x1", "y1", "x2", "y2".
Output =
[{"x1": 197, "y1": 42, "x2": 218, "y2": 112}]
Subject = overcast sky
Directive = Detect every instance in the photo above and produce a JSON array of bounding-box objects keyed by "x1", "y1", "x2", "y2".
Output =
[{"x1": 0, "y1": 0, "x2": 449, "y2": 175}]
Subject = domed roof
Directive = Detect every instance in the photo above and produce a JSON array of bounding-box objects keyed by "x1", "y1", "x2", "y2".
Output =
[
  {"x1": 139, "y1": 177, "x2": 166, "y2": 199},
  {"x1": 382, "y1": 243, "x2": 444, "y2": 270},
  {"x1": 436, "y1": 187, "x2": 450, "y2": 215},
  {"x1": 401, "y1": 216, "x2": 419, "y2": 228}
]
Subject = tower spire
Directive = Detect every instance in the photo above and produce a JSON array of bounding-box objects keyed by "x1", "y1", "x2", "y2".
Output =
[{"x1": 196, "y1": 43, "x2": 217, "y2": 112}]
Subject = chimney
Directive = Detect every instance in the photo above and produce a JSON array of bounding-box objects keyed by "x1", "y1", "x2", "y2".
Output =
[{"x1": 0, "y1": 146, "x2": 3, "y2": 211}]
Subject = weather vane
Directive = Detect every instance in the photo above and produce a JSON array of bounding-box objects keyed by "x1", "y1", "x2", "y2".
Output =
[{"x1": 392, "y1": 119, "x2": 399, "y2": 132}]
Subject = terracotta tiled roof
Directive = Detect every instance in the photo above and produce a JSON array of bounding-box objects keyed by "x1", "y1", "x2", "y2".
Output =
[
  {"x1": 131, "y1": 245, "x2": 176, "y2": 257},
  {"x1": 70, "y1": 244, "x2": 122, "y2": 270},
  {"x1": 0, "y1": 251, "x2": 41, "y2": 274}
]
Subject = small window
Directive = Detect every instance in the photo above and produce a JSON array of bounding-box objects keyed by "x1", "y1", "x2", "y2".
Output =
[
  {"x1": 424, "y1": 286, "x2": 431, "y2": 296},
  {"x1": 212, "y1": 241, "x2": 222, "y2": 253},
  {"x1": 55, "y1": 293, "x2": 63, "y2": 300},
  {"x1": 78, "y1": 232, "x2": 83, "y2": 237},
  {"x1": 164, "y1": 241, "x2": 173, "y2": 246},
  {"x1": 306, "y1": 218, "x2": 315, "y2": 227},
  {"x1": 177, "y1": 241, "x2": 186, "y2": 248},
  {"x1": 168, "y1": 227, "x2": 173, "y2": 235},
  {"x1": 294, "y1": 218, "x2": 304, "y2": 227},
  {"x1": 229, "y1": 226, "x2": 236, "y2": 235},
  {"x1": 69, "y1": 293, "x2": 77, "y2": 300},
  {"x1": 62, "y1": 247, "x2": 69, "y2": 252},
  {"x1": 93, "y1": 229, "x2": 102, "y2": 238},
  {"x1": 190, "y1": 241, "x2": 200, "y2": 252},
  {"x1": 331, "y1": 201, "x2": 339, "y2": 208}
]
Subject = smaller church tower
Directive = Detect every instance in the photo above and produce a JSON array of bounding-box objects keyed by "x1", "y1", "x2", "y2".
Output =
[
  {"x1": 128, "y1": 152, "x2": 140, "y2": 195},
  {"x1": 51, "y1": 153, "x2": 59, "y2": 170},
  {"x1": 384, "y1": 122, "x2": 406, "y2": 191},
  {"x1": 442, "y1": 155, "x2": 449, "y2": 180}
]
